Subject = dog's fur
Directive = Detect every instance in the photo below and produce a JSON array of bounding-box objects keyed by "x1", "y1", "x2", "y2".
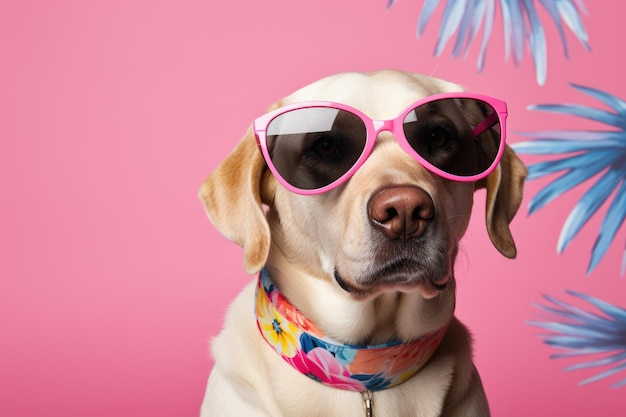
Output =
[{"x1": 199, "y1": 70, "x2": 527, "y2": 417}]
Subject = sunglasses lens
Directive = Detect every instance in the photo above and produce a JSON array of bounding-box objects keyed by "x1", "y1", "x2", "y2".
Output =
[
  {"x1": 402, "y1": 98, "x2": 502, "y2": 177},
  {"x1": 265, "y1": 107, "x2": 367, "y2": 190}
]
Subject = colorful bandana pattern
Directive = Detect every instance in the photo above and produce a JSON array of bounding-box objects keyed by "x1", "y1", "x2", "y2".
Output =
[{"x1": 255, "y1": 269, "x2": 449, "y2": 392}]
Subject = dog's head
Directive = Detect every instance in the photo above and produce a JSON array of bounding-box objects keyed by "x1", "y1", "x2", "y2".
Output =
[{"x1": 200, "y1": 70, "x2": 526, "y2": 303}]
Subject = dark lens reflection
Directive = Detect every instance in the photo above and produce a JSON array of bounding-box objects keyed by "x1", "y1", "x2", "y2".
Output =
[
  {"x1": 266, "y1": 107, "x2": 367, "y2": 190},
  {"x1": 402, "y1": 98, "x2": 501, "y2": 177}
]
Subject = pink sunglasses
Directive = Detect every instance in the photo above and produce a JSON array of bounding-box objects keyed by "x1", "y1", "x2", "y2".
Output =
[{"x1": 254, "y1": 93, "x2": 507, "y2": 195}]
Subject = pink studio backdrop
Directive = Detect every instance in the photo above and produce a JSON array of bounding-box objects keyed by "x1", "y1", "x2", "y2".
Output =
[{"x1": 2, "y1": 1, "x2": 625, "y2": 416}]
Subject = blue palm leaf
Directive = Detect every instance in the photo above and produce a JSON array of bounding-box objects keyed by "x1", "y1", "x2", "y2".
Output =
[
  {"x1": 477, "y1": 0, "x2": 495, "y2": 70},
  {"x1": 553, "y1": 0, "x2": 590, "y2": 47},
  {"x1": 527, "y1": 159, "x2": 607, "y2": 214},
  {"x1": 590, "y1": 179, "x2": 626, "y2": 273},
  {"x1": 575, "y1": 290, "x2": 626, "y2": 320},
  {"x1": 622, "y1": 240, "x2": 626, "y2": 277},
  {"x1": 451, "y1": 0, "x2": 481, "y2": 59},
  {"x1": 570, "y1": 84, "x2": 626, "y2": 114},
  {"x1": 582, "y1": 362, "x2": 626, "y2": 387},
  {"x1": 513, "y1": 135, "x2": 624, "y2": 154},
  {"x1": 528, "y1": 291, "x2": 626, "y2": 388},
  {"x1": 501, "y1": 0, "x2": 525, "y2": 64},
  {"x1": 513, "y1": 85, "x2": 626, "y2": 274},
  {"x1": 538, "y1": 0, "x2": 571, "y2": 57},
  {"x1": 435, "y1": 0, "x2": 468, "y2": 56},
  {"x1": 558, "y1": 168, "x2": 623, "y2": 253},
  {"x1": 522, "y1": 0, "x2": 548, "y2": 85},
  {"x1": 524, "y1": 151, "x2": 609, "y2": 180},
  {"x1": 529, "y1": 103, "x2": 625, "y2": 127},
  {"x1": 417, "y1": 0, "x2": 442, "y2": 34},
  {"x1": 464, "y1": 0, "x2": 487, "y2": 60},
  {"x1": 389, "y1": 0, "x2": 590, "y2": 85},
  {"x1": 537, "y1": 293, "x2": 608, "y2": 323}
]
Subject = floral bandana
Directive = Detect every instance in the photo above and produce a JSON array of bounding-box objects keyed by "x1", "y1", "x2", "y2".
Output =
[{"x1": 255, "y1": 269, "x2": 449, "y2": 392}]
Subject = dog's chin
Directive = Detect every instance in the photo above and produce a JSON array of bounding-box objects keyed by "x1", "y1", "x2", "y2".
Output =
[{"x1": 334, "y1": 263, "x2": 450, "y2": 300}]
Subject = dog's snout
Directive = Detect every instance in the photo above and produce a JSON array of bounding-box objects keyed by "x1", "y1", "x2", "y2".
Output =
[{"x1": 368, "y1": 186, "x2": 434, "y2": 240}]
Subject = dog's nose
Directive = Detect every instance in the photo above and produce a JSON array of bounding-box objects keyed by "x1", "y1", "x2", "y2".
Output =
[{"x1": 368, "y1": 186, "x2": 434, "y2": 240}]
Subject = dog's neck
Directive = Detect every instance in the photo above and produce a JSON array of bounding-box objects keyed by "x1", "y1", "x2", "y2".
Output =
[{"x1": 255, "y1": 269, "x2": 449, "y2": 392}]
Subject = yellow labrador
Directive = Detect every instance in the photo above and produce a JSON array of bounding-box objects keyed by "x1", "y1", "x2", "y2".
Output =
[{"x1": 199, "y1": 70, "x2": 526, "y2": 417}]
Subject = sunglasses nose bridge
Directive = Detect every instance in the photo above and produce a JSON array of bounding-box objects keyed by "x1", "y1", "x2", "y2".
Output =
[
  {"x1": 371, "y1": 119, "x2": 400, "y2": 142},
  {"x1": 370, "y1": 118, "x2": 403, "y2": 147},
  {"x1": 372, "y1": 119, "x2": 394, "y2": 132},
  {"x1": 372, "y1": 119, "x2": 387, "y2": 131}
]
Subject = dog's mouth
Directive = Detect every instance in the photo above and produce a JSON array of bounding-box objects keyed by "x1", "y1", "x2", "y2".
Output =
[{"x1": 334, "y1": 258, "x2": 450, "y2": 299}]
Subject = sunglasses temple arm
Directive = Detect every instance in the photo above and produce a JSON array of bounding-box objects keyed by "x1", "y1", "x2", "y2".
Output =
[{"x1": 471, "y1": 112, "x2": 499, "y2": 138}]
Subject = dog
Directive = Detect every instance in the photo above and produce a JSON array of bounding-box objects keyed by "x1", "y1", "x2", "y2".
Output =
[{"x1": 199, "y1": 70, "x2": 527, "y2": 417}]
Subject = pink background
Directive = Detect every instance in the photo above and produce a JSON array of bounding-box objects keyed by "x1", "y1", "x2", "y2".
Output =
[{"x1": 2, "y1": 1, "x2": 625, "y2": 415}]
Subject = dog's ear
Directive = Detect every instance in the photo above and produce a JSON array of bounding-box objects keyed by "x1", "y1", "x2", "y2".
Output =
[
  {"x1": 476, "y1": 146, "x2": 527, "y2": 258},
  {"x1": 199, "y1": 126, "x2": 274, "y2": 274}
]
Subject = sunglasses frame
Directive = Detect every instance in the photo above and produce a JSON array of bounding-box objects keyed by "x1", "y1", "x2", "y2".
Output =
[{"x1": 254, "y1": 93, "x2": 507, "y2": 195}]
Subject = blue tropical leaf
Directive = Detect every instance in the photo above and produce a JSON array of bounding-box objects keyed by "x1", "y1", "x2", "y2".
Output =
[
  {"x1": 464, "y1": 0, "x2": 487, "y2": 61},
  {"x1": 477, "y1": 0, "x2": 495, "y2": 70},
  {"x1": 622, "y1": 242, "x2": 626, "y2": 276},
  {"x1": 513, "y1": 85, "x2": 626, "y2": 274},
  {"x1": 570, "y1": 84, "x2": 626, "y2": 115},
  {"x1": 556, "y1": 1, "x2": 590, "y2": 46},
  {"x1": 558, "y1": 168, "x2": 623, "y2": 253},
  {"x1": 572, "y1": 290, "x2": 626, "y2": 321},
  {"x1": 524, "y1": 151, "x2": 609, "y2": 180},
  {"x1": 435, "y1": 0, "x2": 468, "y2": 56},
  {"x1": 529, "y1": 103, "x2": 625, "y2": 126},
  {"x1": 451, "y1": 1, "x2": 474, "y2": 58},
  {"x1": 538, "y1": 0, "x2": 571, "y2": 57},
  {"x1": 528, "y1": 291, "x2": 626, "y2": 388},
  {"x1": 512, "y1": 139, "x2": 620, "y2": 163},
  {"x1": 527, "y1": 159, "x2": 607, "y2": 214},
  {"x1": 417, "y1": 0, "x2": 442, "y2": 35},
  {"x1": 581, "y1": 362, "x2": 626, "y2": 387},
  {"x1": 516, "y1": 131, "x2": 624, "y2": 143},
  {"x1": 390, "y1": 0, "x2": 590, "y2": 85},
  {"x1": 565, "y1": 352, "x2": 626, "y2": 369},
  {"x1": 523, "y1": 0, "x2": 548, "y2": 85},
  {"x1": 535, "y1": 293, "x2": 603, "y2": 323},
  {"x1": 500, "y1": 0, "x2": 524, "y2": 64},
  {"x1": 589, "y1": 179, "x2": 626, "y2": 273}
]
